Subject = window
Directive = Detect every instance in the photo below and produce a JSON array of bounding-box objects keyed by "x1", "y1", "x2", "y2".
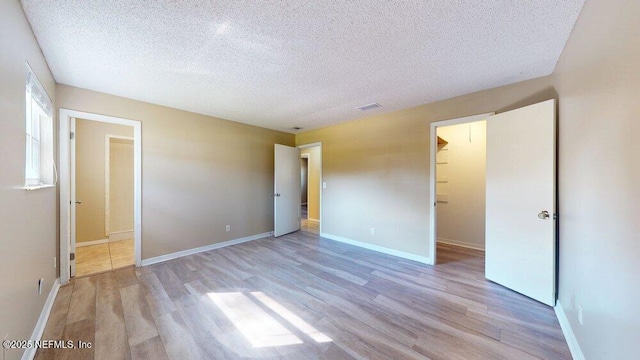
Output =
[{"x1": 25, "y1": 63, "x2": 55, "y2": 188}]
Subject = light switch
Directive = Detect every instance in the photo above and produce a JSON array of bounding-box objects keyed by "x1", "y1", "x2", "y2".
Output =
[{"x1": 322, "y1": 182, "x2": 327, "y2": 189}]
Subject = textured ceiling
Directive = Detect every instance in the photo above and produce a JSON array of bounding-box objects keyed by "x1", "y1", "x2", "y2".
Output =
[{"x1": 21, "y1": 0, "x2": 584, "y2": 133}]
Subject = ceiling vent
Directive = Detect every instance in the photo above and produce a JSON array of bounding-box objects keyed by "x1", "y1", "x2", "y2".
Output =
[
  {"x1": 291, "y1": 126, "x2": 303, "y2": 130},
  {"x1": 356, "y1": 103, "x2": 381, "y2": 111}
]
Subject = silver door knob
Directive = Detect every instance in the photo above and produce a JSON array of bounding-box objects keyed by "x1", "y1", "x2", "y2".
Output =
[
  {"x1": 538, "y1": 210, "x2": 549, "y2": 219},
  {"x1": 274, "y1": 193, "x2": 280, "y2": 197}
]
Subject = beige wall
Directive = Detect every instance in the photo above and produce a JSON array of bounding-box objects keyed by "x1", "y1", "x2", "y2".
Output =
[
  {"x1": 296, "y1": 76, "x2": 555, "y2": 258},
  {"x1": 57, "y1": 84, "x2": 295, "y2": 259},
  {"x1": 0, "y1": 1, "x2": 57, "y2": 359},
  {"x1": 109, "y1": 138, "x2": 134, "y2": 234},
  {"x1": 301, "y1": 146, "x2": 321, "y2": 221},
  {"x1": 553, "y1": 0, "x2": 640, "y2": 357},
  {"x1": 75, "y1": 119, "x2": 133, "y2": 242},
  {"x1": 436, "y1": 121, "x2": 486, "y2": 249}
]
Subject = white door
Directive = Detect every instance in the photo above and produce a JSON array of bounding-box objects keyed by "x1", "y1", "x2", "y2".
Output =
[
  {"x1": 69, "y1": 117, "x2": 77, "y2": 277},
  {"x1": 485, "y1": 99, "x2": 556, "y2": 306},
  {"x1": 274, "y1": 144, "x2": 301, "y2": 237}
]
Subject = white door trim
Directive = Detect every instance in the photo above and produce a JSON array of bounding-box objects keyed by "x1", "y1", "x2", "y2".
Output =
[
  {"x1": 105, "y1": 134, "x2": 134, "y2": 237},
  {"x1": 59, "y1": 109, "x2": 142, "y2": 284},
  {"x1": 301, "y1": 153, "x2": 310, "y2": 208},
  {"x1": 428, "y1": 113, "x2": 493, "y2": 265},
  {"x1": 298, "y1": 142, "x2": 322, "y2": 232}
]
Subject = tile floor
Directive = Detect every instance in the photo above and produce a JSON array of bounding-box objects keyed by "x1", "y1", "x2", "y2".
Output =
[{"x1": 76, "y1": 239, "x2": 134, "y2": 277}]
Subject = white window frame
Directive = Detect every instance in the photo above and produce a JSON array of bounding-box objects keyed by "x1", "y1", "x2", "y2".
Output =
[{"x1": 25, "y1": 63, "x2": 54, "y2": 189}]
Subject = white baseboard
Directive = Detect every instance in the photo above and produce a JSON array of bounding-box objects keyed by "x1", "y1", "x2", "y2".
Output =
[
  {"x1": 109, "y1": 230, "x2": 134, "y2": 242},
  {"x1": 437, "y1": 238, "x2": 485, "y2": 251},
  {"x1": 320, "y1": 232, "x2": 430, "y2": 264},
  {"x1": 555, "y1": 300, "x2": 585, "y2": 360},
  {"x1": 75, "y1": 238, "x2": 109, "y2": 247},
  {"x1": 141, "y1": 232, "x2": 274, "y2": 266},
  {"x1": 23, "y1": 278, "x2": 60, "y2": 360}
]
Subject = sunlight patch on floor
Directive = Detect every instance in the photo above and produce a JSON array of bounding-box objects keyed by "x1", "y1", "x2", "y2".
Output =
[
  {"x1": 208, "y1": 292, "x2": 303, "y2": 348},
  {"x1": 207, "y1": 291, "x2": 332, "y2": 348},
  {"x1": 251, "y1": 292, "x2": 332, "y2": 343}
]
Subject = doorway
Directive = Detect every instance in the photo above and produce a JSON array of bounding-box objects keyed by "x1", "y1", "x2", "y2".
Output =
[
  {"x1": 298, "y1": 143, "x2": 322, "y2": 234},
  {"x1": 435, "y1": 120, "x2": 487, "y2": 266},
  {"x1": 59, "y1": 109, "x2": 142, "y2": 284},
  {"x1": 300, "y1": 155, "x2": 309, "y2": 219},
  {"x1": 429, "y1": 113, "x2": 493, "y2": 265},
  {"x1": 74, "y1": 120, "x2": 135, "y2": 277}
]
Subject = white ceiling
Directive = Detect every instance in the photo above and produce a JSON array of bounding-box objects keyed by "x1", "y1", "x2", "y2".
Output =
[{"x1": 22, "y1": 1, "x2": 584, "y2": 133}]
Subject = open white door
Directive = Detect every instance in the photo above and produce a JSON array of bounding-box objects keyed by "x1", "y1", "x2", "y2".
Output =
[
  {"x1": 485, "y1": 99, "x2": 556, "y2": 306},
  {"x1": 274, "y1": 144, "x2": 301, "y2": 237},
  {"x1": 69, "y1": 117, "x2": 77, "y2": 278}
]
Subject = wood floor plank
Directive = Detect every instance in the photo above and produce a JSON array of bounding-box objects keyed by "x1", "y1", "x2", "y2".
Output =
[
  {"x1": 178, "y1": 255, "x2": 202, "y2": 272},
  {"x1": 319, "y1": 342, "x2": 359, "y2": 360},
  {"x1": 295, "y1": 256, "x2": 370, "y2": 286},
  {"x1": 114, "y1": 266, "x2": 140, "y2": 288},
  {"x1": 154, "y1": 311, "x2": 208, "y2": 360},
  {"x1": 172, "y1": 284, "x2": 241, "y2": 358},
  {"x1": 500, "y1": 329, "x2": 571, "y2": 359},
  {"x1": 37, "y1": 229, "x2": 571, "y2": 359},
  {"x1": 95, "y1": 272, "x2": 131, "y2": 360},
  {"x1": 130, "y1": 336, "x2": 169, "y2": 360},
  {"x1": 164, "y1": 259, "x2": 200, "y2": 283},
  {"x1": 371, "y1": 269, "x2": 488, "y2": 312},
  {"x1": 153, "y1": 264, "x2": 190, "y2": 301},
  {"x1": 295, "y1": 263, "x2": 380, "y2": 301},
  {"x1": 303, "y1": 284, "x2": 418, "y2": 347},
  {"x1": 66, "y1": 277, "x2": 96, "y2": 324},
  {"x1": 138, "y1": 272, "x2": 177, "y2": 319},
  {"x1": 120, "y1": 284, "x2": 159, "y2": 346},
  {"x1": 34, "y1": 283, "x2": 75, "y2": 360},
  {"x1": 60, "y1": 319, "x2": 95, "y2": 360},
  {"x1": 42, "y1": 283, "x2": 74, "y2": 338}
]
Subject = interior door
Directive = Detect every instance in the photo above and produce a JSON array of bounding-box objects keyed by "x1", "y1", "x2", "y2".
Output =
[
  {"x1": 274, "y1": 144, "x2": 301, "y2": 237},
  {"x1": 485, "y1": 99, "x2": 556, "y2": 306},
  {"x1": 69, "y1": 117, "x2": 77, "y2": 277}
]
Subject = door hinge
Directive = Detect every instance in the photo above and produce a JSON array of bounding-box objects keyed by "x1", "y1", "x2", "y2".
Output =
[
  {"x1": 70, "y1": 132, "x2": 75, "y2": 140},
  {"x1": 70, "y1": 252, "x2": 75, "y2": 261}
]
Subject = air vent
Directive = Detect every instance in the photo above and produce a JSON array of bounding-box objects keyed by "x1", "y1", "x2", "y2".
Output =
[
  {"x1": 291, "y1": 126, "x2": 303, "y2": 130},
  {"x1": 356, "y1": 103, "x2": 382, "y2": 111}
]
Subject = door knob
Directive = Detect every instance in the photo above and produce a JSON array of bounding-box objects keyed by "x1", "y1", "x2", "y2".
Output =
[
  {"x1": 274, "y1": 193, "x2": 280, "y2": 197},
  {"x1": 75, "y1": 201, "x2": 82, "y2": 204},
  {"x1": 538, "y1": 210, "x2": 549, "y2": 219}
]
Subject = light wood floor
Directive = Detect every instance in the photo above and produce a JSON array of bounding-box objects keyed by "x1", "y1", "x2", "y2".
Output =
[
  {"x1": 36, "y1": 232, "x2": 570, "y2": 359},
  {"x1": 76, "y1": 239, "x2": 134, "y2": 277},
  {"x1": 301, "y1": 219, "x2": 320, "y2": 234}
]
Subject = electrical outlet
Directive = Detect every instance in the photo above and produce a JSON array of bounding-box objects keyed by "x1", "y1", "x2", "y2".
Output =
[
  {"x1": 577, "y1": 304, "x2": 584, "y2": 325},
  {"x1": 370, "y1": 228, "x2": 375, "y2": 235},
  {"x1": 322, "y1": 182, "x2": 326, "y2": 189},
  {"x1": 225, "y1": 225, "x2": 230, "y2": 232},
  {"x1": 38, "y1": 278, "x2": 44, "y2": 295}
]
